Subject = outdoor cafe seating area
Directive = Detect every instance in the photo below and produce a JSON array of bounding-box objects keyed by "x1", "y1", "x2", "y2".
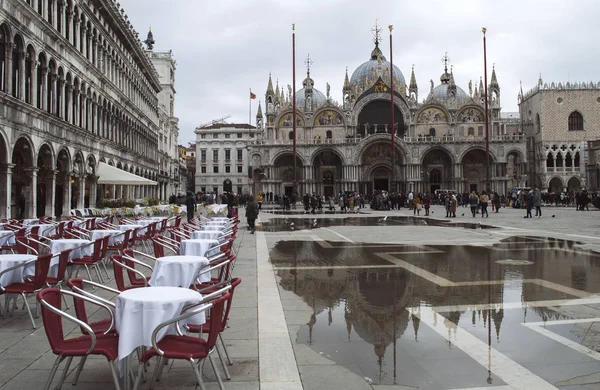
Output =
[{"x1": 0, "y1": 210, "x2": 241, "y2": 390}]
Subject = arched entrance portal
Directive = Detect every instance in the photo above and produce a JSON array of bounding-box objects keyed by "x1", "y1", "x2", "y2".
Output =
[
  {"x1": 312, "y1": 150, "x2": 343, "y2": 198},
  {"x1": 37, "y1": 144, "x2": 54, "y2": 218},
  {"x1": 357, "y1": 100, "x2": 405, "y2": 137},
  {"x1": 462, "y1": 149, "x2": 492, "y2": 193},
  {"x1": 372, "y1": 166, "x2": 391, "y2": 191},
  {"x1": 422, "y1": 149, "x2": 453, "y2": 193},
  {"x1": 273, "y1": 153, "x2": 303, "y2": 196},
  {"x1": 548, "y1": 177, "x2": 563, "y2": 193},
  {"x1": 12, "y1": 138, "x2": 34, "y2": 218},
  {"x1": 567, "y1": 177, "x2": 581, "y2": 192}
]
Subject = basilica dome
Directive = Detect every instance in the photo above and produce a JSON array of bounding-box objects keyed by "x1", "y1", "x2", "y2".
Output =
[
  {"x1": 295, "y1": 75, "x2": 327, "y2": 108},
  {"x1": 427, "y1": 70, "x2": 468, "y2": 102},
  {"x1": 350, "y1": 45, "x2": 406, "y2": 91}
]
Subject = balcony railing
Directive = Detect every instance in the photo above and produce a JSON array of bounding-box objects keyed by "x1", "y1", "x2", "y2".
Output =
[{"x1": 250, "y1": 133, "x2": 526, "y2": 146}]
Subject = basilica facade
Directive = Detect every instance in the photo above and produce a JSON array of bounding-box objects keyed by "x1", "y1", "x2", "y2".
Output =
[{"x1": 249, "y1": 35, "x2": 526, "y2": 197}]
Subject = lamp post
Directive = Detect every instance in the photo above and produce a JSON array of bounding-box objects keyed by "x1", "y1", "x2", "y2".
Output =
[{"x1": 482, "y1": 27, "x2": 490, "y2": 193}]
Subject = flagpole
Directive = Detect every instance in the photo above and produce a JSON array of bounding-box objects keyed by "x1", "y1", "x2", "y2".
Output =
[
  {"x1": 389, "y1": 25, "x2": 395, "y2": 193},
  {"x1": 292, "y1": 23, "x2": 297, "y2": 195},
  {"x1": 249, "y1": 88, "x2": 252, "y2": 125},
  {"x1": 483, "y1": 27, "x2": 490, "y2": 193}
]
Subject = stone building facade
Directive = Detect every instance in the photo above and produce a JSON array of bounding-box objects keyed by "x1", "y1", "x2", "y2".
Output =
[
  {"x1": 249, "y1": 32, "x2": 526, "y2": 197},
  {"x1": 194, "y1": 123, "x2": 257, "y2": 195},
  {"x1": 519, "y1": 77, "x2": 599, "y2": 192},
  {"x1": 0, "y1": 0, "x2": 175, "y2": 219},
  {"x1": 145, "y1": 39, "x2": 182, "y2": 200}
]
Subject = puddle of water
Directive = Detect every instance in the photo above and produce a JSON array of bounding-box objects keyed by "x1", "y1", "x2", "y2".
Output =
[
  {"x1": 259, "y1": 216, "x2": 496, "y2": 232},
  {"x1": 273, "y1": 236, "x2": 600, "y2": 386}
]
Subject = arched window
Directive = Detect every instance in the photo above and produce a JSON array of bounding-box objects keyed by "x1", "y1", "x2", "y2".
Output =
[
  {"x1": 536, "y1": 113, "x2": 541, "y2": 133},
  {"x1": 326, "y1": 130, "x2": 332, "y2": 139},
  {"x1": 546, "y1": 153, "x2": 554, "y2": 168},
  {"x1": 467, "y1": 127, "x2": 474, "y2": 136},
  {"x1": 429, "y1": 127, "x2": 436, "y2": 137},
  {"x1": 288, "y1": 131, "x2": 293, "y2": 140},
  {"x1": 568, "y1": 111, "x2": 583, "y2": 131}
]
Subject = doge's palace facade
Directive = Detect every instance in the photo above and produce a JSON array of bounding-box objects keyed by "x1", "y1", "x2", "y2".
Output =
[{"x1": 0, "y1": 0, "x2": 164, "y2": 219}]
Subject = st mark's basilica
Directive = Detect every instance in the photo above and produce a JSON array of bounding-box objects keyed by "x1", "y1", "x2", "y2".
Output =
[{"x1": 249, "y1": 26, "x2": 526, "y2": 197}]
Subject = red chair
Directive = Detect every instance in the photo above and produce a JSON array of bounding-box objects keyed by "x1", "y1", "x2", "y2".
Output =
[
  {"x1": 109, "y1": 254, "x2": 150, "y2": 291},
  {"x1": 36, "y1": 288, "x2": 120, "y2": 390},
  {"x1": 45, "y1": 249, "x2": 73, "y2": 289},
  {"x1": 188, "y1": 278, "x2": 242, "y2": 379},
  {"x1": 106, "y1": 229, "x2": 131, "y2": 254},
  {"x1": 46, "y1": 221, "x2": 66, "y2": 240},
  {"x1": 70, "y1": 238, "x2": 104, "y2": 283},
  {"x1": 132, "y1": 291, "x2": 230, "y2": 390},
  {"x1": 66, "y1": 278, "x2": 117, "y2": 335},
  {"x1": 0, "y1": 253, "x2": 52, "y2": 328}
]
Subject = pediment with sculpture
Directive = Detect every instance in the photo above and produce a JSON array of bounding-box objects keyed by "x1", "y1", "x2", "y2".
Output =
[
  {"x1": 417, "y1": 108, "x2": 447, "y2": 124},
  {"x1": 361, "y1": 142, "x2": 404, "y2": 165},
  {"x1": 314, "y1": 110, "x2": 344, "y2": 126},
  {"x1": 457, "y1": 108, "x2": 484, "y2": 123}
]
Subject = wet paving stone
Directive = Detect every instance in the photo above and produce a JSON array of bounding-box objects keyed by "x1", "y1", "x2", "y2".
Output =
[{"x1": 270, "y1": 233, "x2": 600, "y2": 388}]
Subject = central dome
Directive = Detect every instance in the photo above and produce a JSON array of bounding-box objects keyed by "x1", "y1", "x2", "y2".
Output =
[
  {"x1": 295, "y1": 75, "x2": 327, "y2": 108},
  {"x1": 350, "y1": 44, "x2": 406, "y2": 92},
  {"x1": 429, "y1": 84, "x2": 468, "y2": 101}
]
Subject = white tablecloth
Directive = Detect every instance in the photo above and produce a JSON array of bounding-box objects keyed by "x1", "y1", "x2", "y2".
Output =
[
  {"x1": 192, "y1": 230, "x2": 225, "y2": 242},
  {"x1": 22, "y1": 219, "x2": 39, "y2": 226},
  {"x1": 115, "y1": 287, "x2": 204, "y2": 362},
  {"x1": 0, "y1": 231, "x2": 15, "y2": 248},
  {"x1": 203, "y1": 225, "x2": 226, "y2": 231},
  {"x1": 49, "y1": 239, "x2": 92, "y2": 260},
  {"x1": 180, "y1": 239, "x2": 219, "y2": 257},
  {"x1": 206, "y1": 204, "x2": 228, "y2": 217},
  {"x1": 210, "y1": 217, "x2": 230, "y2": 222},
  {"x1": 0, "y1": 254, "x2": 37, "y2": 285},
  {"x1": 149, "y1": 256, "x2": 209, "y2": 287},
  {"x1": 90, "y1": 230, "x2": 123, "y2": 246},
  {"x1": 27, "y1": 224, "x2": 56, "y2": 237},
  {"x1": 119, "y1": 225, "x2": 146, "y2": 237}
]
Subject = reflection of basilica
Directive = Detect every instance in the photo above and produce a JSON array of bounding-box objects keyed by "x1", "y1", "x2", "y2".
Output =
[{"x1": 249, "y1": 24, "x2": 526, "y2": 197}]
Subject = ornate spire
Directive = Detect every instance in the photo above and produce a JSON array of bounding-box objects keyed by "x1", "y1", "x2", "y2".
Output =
[
  {"x1": 409, "y1": 65, "x2": 418, "y2": 90},
  {"x1": 478, "y1": 77, "x2": 484, "y2": 96},
  {"x1": 343, "y1": 66, "x2": 351, "y2": 91},
  {"x1": 440, "y1": 52, "x2": 451, "y2": 84},
  {"x1": 490, "y1": 65, "x2": 499, "y2": 89},
  {"x1": 256, "y1": 101, "x2": 263, "y2": 118},
  {"x1": 305, "y1": 54, "x2": 313, "y2": 77},
  {"x1": 538, "y1": 73, "x2": 543, "y2": 86},
  {"x1": 275, "y1": 79, "x2": 280, "y2": 102},
  {"x1": 266, "y1": 73, "x2": 274, "y2": 95},
  {"x1": 371, "y1": 19, "x2": 382, "y2": 48},
  {"x1": 143, "y1": 27, "x2": 155, "y2": 50}
]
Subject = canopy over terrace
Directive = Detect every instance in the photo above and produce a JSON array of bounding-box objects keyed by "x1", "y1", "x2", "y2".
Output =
[{"x1": 97, "y1": 162, "x2": 157, "y2": 186}]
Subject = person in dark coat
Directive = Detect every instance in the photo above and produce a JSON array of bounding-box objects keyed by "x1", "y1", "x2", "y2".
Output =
[
  {"x1": 185, "y1": 191, "x2": 196, "y2": 223},
  {"x1": 246, "y1": 195, "x2": 259, "y2": 234}
]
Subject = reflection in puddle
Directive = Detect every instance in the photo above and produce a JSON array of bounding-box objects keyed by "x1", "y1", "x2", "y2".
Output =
[
  {"x1": 260, "y1": 216, "x2": 497, "y2": 232},
  {"x1": 273, "y1": 236, "x2": 600, "y2": 387}
]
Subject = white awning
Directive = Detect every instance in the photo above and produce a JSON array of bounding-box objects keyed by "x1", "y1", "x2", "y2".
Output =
[{"x1": 97, "y1": 162, "x2": 157, "y2": 186}]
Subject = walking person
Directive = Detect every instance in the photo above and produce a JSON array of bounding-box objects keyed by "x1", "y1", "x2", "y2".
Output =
[
  {"x1": 413, "y1": 194, "x2": 421, "y2": 216},
  {"x1": 533, "y1": 188, "x2": 542, "y2": 218},
  {"x1": 246, "y1": 195, "x2": 259, "y2": 234},
  {"x1": 185, "y1": 191, "x2": 196, "y2": 223},
  {"x1": 257, "y1": 192, "x2": 263, "y2": 210},
  {"x1": 423, "y1": 194, "x2": 431, "y2": 216},
  {"x1": 479, "y1": 191, "x2": 489, "y2": 218},
  {"x1": 450, "y1": 194, "x2": 457, "y2": 218},
  {"x1": 469, "y1": 192, "x2": 479, "y2": 217},
  {"x1": 525, "y1": 190, "x2": 534, "y2": 218}
]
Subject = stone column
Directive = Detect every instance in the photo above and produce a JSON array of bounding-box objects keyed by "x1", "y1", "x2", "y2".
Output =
[
  {"x1": 45, "y1": 170, "x2": 56, "y2": 218},
  {"x1": 5, "y1": 44, "x2": 13, "y2": 95},
  {"x1": 18, "y1": 51, "x2": 26, "y2": 100},
  {"x1": 26, "y1": 168, "x2": 38, "y2": 218},
  {"x1": 0, "y1": 164, "x2": 14, "y2": 219},
  {"x1": 40, "y1": 66, "x2": 48, "y2": 111},
  {"x1": 66, "y1": 84, "x2": 73, "y2": 123},
  {"x1": 77, "y1": 174, "x2": 85, "y2": 209},
  {"x1": 30, "y1": 60, "x2": 38, "y2": 106},
  {"x1": 88, "y1": 176, "x2": 97, "y2": 208},
  {"x1": 62, "y1": 174, "x2": 72, "y2": 218}
]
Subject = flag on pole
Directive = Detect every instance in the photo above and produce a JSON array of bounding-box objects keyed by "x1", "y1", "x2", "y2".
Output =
[{"x1": 250, "y1": 91, "x2": 257, "y2": 99}]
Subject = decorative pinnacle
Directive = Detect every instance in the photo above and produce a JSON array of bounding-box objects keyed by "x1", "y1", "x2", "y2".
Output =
[
  {"x1": 292, "y1": 23, "x2": 295, "y2": 32},
  {"x1": 482, "y1": 27, "x2": 487, "y2": 35},
  {"x1": 305, "y1": 54, "x2": 313, "y2": 76},
  {"x1": 388, "y1": 25, "x2": 393, "y2": 33},
  {"x1": 371, "y1": 19, "x2": 382, "y2": 46},
  {"x1": 442, "y1": 52, "x2": 451, "y2": 73}
]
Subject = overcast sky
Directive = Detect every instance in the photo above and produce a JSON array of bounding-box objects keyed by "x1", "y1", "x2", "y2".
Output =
[{"x1": 120, "y1": 0, "x2": 600, "y2": 145}]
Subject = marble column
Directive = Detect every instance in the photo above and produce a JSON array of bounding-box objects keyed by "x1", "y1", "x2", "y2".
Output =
[
  {"x1": 62, "y1": 174, "x2": 72, "y2": 218},
  {"x1": 45, "y1": 170, "x2": 56, "y2": 218},
  {"x1": 0, "y1": 164, "x2": 13, "y2": 219},
  {"x1": 18, "y1": 51, "x2": 26, "y2": 100},
  {"x1": 77, "y1": 174, "x2": 85, "y2": 209},
  {"x1": 25, "y1": 168, "x2": 38, "y2": 218},
  {"x1": 88, "y1": 177, "x2": 97, "y2": 208},
  {"x1": 5, "y1": 44, "x2": 13, "y2": 95}
]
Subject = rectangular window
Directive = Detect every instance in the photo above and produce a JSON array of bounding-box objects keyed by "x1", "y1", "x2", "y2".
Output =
[
  {"x1": 237, "y1": 186, "x2": 242, "y2": 194},
  {"x1": 225, "y1": 165, "x2": 231, "y2": 173},
  {"x1": 237, "y1": 165, "x2": 243, "y2": 173},
  {"x1": 478, "y1": 126, "x2": 484, "y2": 136},
  {"x1": 225, "y1": 133, "x2": 230, "y2": 139},
  {"x1": 200, "y1": 134, "x2": 206, "y2": 139},
  {"x1": 201, "y1": 187, "x2": 206, "y2": 193},
  {"x1": 213, "y1": 134, "x2": 218, "y2": 139},
  {"x1": 237, "y1": 149, "x2": 243, "y2": 160},
  {"x1": 225, "y1": 149, "x2": 231, "y2": 160},
  {"x1": 213, "y1": 166, "x2": 219, "y2": 174},
  {"x1": 213, "y1": 187, "x2": 218, "y2": 194},
  {"x1": 201, "y1": 166, "x2": 206, "y2": 173},
  {"x1": 213, "y1": 150, "x2": 218, "y2": 161},
  {"x1": 237, "y1": 133, "x2": 243, "y2": 138},
  {"x1": 201, "y1": 150, "x2": 206, "y2": 162}
]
